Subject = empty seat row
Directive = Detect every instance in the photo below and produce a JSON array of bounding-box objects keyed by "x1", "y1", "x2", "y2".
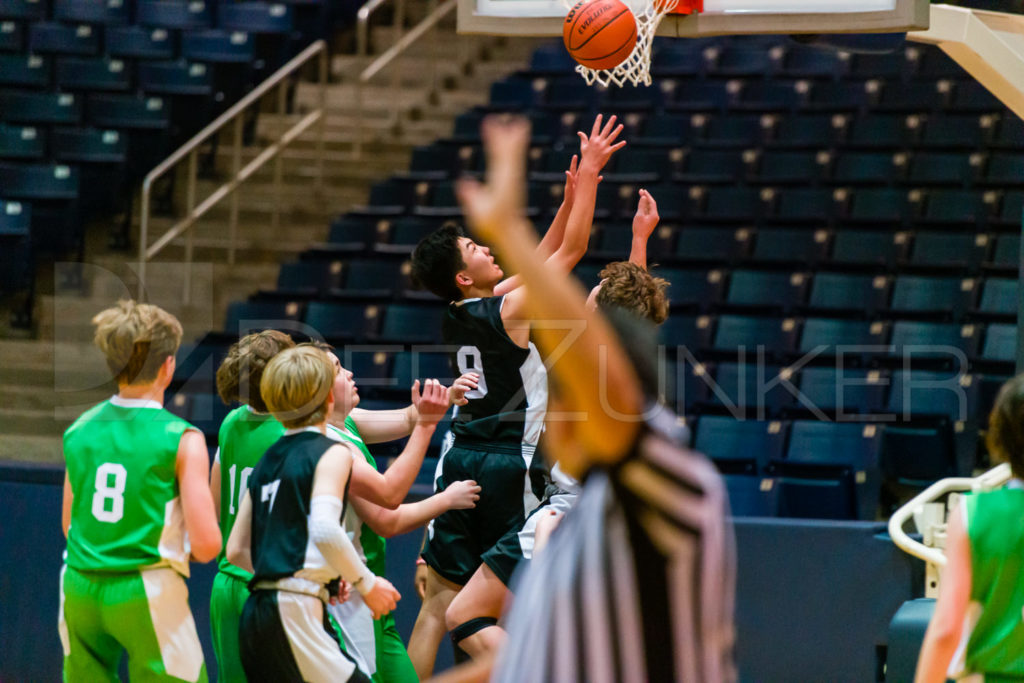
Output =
[{"x1": 0, "y1": 2, "x2": 297, "y2": 33}]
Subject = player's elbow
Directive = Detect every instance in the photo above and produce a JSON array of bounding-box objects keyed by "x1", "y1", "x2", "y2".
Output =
[{"x1": 191, "y1": 528, "x2": 222, "y2": 563}]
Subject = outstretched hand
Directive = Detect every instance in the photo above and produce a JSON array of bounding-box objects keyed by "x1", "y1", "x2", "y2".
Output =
[
  {"x1": 448, "y1": 372, "x2": 480, "y2": 406},
  {"x1": 577, "y1": 113, "x2": 626, "y2": 173},
  {"x1": 411, "y1": 379, "x2": 450, "y2": 426},
  {"x1": 457, "y1": 115, "x2": 531, "y2": 243},
  {"x1": 632, "y1": 188, "x2": 659, "y2": 241}
]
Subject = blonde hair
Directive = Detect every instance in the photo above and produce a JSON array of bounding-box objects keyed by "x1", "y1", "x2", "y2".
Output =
[
  {"x1": 92, "y1": 300, "x2": 183, "y2": 385},
  {"x1": 217, "y1": 330, "x2": 296, "y2": 412},
  {"x1": 260, "y1": 346, "x2": 336, "y2": 428}
]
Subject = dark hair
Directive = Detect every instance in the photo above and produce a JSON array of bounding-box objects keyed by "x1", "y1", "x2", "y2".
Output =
[
  {"x1": 596, "y1": 261, "x2": 670, "y2": 325},
  {"x1": 410, "y1": 223, "x2": 468, "y2": 301},
  {"x1": 216, "y1": 330, "x2": 296, "y2": 412},
  {"x1": 986, "y1": 374, "x2": 1024, "y2": 479}
]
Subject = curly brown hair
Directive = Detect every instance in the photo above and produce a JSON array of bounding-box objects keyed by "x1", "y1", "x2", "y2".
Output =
[
  {"x1": 595, "y1": 261, "x2": 670, "y2": 325},
  {"x1": 986, "y1": 374, "x2": 1024, "y2": 479},
  {"x1": 216, "y1": 330, "x2": 295, "y2": 412},
  {"x1": 92, "y1": 300, "x2": 183, "y2": 385}
]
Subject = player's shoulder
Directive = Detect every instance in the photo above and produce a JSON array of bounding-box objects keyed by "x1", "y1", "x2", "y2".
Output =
[{"x1": 64, "y1": 398, "x2": 112, "y2": 439}]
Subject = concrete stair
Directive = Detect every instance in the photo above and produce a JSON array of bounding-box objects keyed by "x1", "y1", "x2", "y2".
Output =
[{"x1": 0, "y1": 16, "x2": 541, "y2": 464}]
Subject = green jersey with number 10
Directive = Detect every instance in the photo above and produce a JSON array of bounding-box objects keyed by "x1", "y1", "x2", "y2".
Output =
[
  {"x1": 63, "y1": 396, "x2": 197, "y2": 576},
  {"x1": 216, "y1": 405, "x2": 285, "y2": 581}
]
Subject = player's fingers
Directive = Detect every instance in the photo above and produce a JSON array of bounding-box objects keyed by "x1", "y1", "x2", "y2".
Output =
[
  {"x1": 601, "y1": 114, "x2": 618, "y2": 137},
  {"x1": 605, "y1": 123, "x2": 625, "y2": 143},
  {"x1": 570, "y1": 154, "x2": 578, "y2": 174},
  {"x1": 410, "y1": 379, "x2": 420, "y2": 400},
  {"x1": 590, "y1": 113, "x2": 603, "y2": 137},
  {"x1": 577, "y1": 131, "x2": 587, "y2": 146},
  {"x1": 610, "y1": 140, "x2": 627, "y2": 152}
]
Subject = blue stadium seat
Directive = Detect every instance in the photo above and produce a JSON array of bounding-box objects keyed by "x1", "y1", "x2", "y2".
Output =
[
  {"x1": 0, "y1": 54, "x2": 49, "y2": 88},
  {"x1": 735, "y1": 81, "x2": 804, "y2": 112},
  {"x1": 303, "y1": 300, "x2": 381, "y2": 342},
  {"x1": 807, "y1": 272, "x2": 891, "y2": 315},
  {"x1": 56, "y1": 57, "x2": 131, "y2": 91},
  {"x1": 977, "y1": 277, "x2": 1016, "y2": 317},
  {"x1": 658, "y1": 313, "x2": 714, "y2": 352},
  {"x1": 656, "y1": 267, "x2": 726, "y2": 310},
  {"x1": 377, "y1": 304, "x2": 443, "y2": 344},
  {"x1": 771, "y1": 463, "x2": 858, "y2": 520},
  {"x1": 751, "y1": 151, "x2": 821, "y2": 184},
  {"x1": 613, "y1": 148, "x2": 675, "y2": 182},
  {"x1": 985, "y1": 154, "x2": 1024, "y2": 187},
  {"x1": 993, "y1": 116, "x2": 1024, "y2": 149},
  {"x1": 541, "y1": 78, "x2": 595, "y2": 110},
  {"x1": 339, "y1": 348, "x2": 396, "y2": 395},
  {"x1": 889, "y1": 275, "x2": 977, "y2": 317},
  {"x1": 920, "y1": 190, "x2": 989, "y2": 226},
  {"x1": 880, "y1": 422, "x2": 960, "y2": 488},
  {"x1": 768, "y1": 114, "x2": 840, "y2": 148},
  {"x1": 673, "y1": 227, "x2": 749, "y2": 264},
  {"x1": 700, "y1": 187, "x2": 766, "y2": 223},
  {"x1": 988, "y1": 234, "x2": 1019, "y2": 269},
  {"x1": 846, "y1": 188, "x2": 911, "y2": 224},
  {"x1": 0, "y1": 199, "x2": 30, "y2": 236},
  {"x1": 888, "y1": 369, "x2": 978, "y2": 421},
  {"x1": 771, "y1": 188, "x2": 836, "y2": 223},
  {"x1": 606, "y1": 83, "x2": 665, "y2": 111},
  {"x1": 711, "y1": 314, "x2": 798, "y2": 355},
  {"x1": 29, "y1": 22, "x2": 99, "y2": 55},
  {"x1": 751, "y1": 228, "x2": 830, "y2": 265},
  {"x1": 786, "y1": 420, "x2": 882, "y2": 519},
  {"x1": 182, "y1": 30, "x2": 255, "y2": 63},
  {"x1": 326, "y1": 215, "x2": 379, "y2": 252},
  {"x1": 276, "y1": 259, "x2": 344, "y2": 295},
  {"x1": 137, "y1": 0, "x2": 213, "y2": 29},
  {"x1": 372, "y1": 216, "x2": 439, "y2": 255},
  {"x1": 917, "y1": 49, "x2": 968, "y2": 79},
  {"x1": 223, "y1": 299, "x2": 303, "y2": 334},
  {"x1": 137, "y1": 61, "x2": 213, "y2": 96},
  {"x1": 799, "y1": 318, "x2": 889, "y2": 356},
  {"x1": 849, "y1": 51, "x2": 911, "y2": 80},
  {"x1": 981, "y1": 324, "x2": 1016, "y2": 363},
  {"x1": 711, "y1": 46, "x2": 780, "y2": 77},
  {"x1": 87, "y1": 94, "x2": 169, "y2": 129},
  {"x1": 908, "y1": 152, "x2": 976, "y2": 186},
  {"x1": 726, "y1": 270, "x2": 809, "y2": 310},
  {"x1": 527, "y1": 44, "x2": 576, "y2": 74},
  {"x1": 0, "y1": 124, "x2": 45, "y2": 160},
  {"x1": 635, "y1": 113, "x2": 695, "y2": 145},
  {"x1": 0, "y1": 0, "x2": 45, "y2": 20},
  {"x1": 781, "y1": 47, "x2": 848, "y2": 78},
  {"x1": 805, "y1": 82, "x2": 872, "y2": 112},
  {"x1": 488, "y1": 78, "x2": 537, "y2": 110},
  {"x1": 996, "y1": 192, "x2": 1024, "y2": 226},
  {"x1": 794, "y1": 367, "x2": 888, "y2": 416},
  {"x1": 694, "y1": 416, "x2": 787, "y2": 474},
  {"x1": 888, "y1": 321, "x2": 981, "y2": 360},
  {"x1": 673, "y1": 150, "x2": 746, "y2": 185},
  {"x1": 104, "y1": 26, "x2": 175, "y2": 60},
  {"x1": 828, "y1": 230, "x2": 908, "y2": 267},
  {"x1": 54, "y1": 0, "x2": 130, "y2": 24},
  {"x1": 391, "y1": 350, "x2": 455, "y2": 389},
  {"x1": 706, "y1": 362, "x2": 793, "y2": 418},
  {"x1": 875, "y1": 82, "x2": 947, "y2": 112},
  {"x1": 833, "y1": 152, "x2": 902, "y2": 185},
  {"x1": 722, "y1": 474, "x2": 779, "y2": 516},
  {"x1": 220, "y1": 1, "x2": 293, "y2": 32},
  {"x1": 700, "y1": 115, "x2": 765, "y2": 148},
  {"x1": 0, "y1": 163, "x2": 79, "y2": 199},
  {"x1": 665, "y1": 81, "x2": 734, "y2": 112},
  {"x1": 52, "y1": 128, "x2": 127, "y2": 163},
  {"x1": 909, "y1": 232, "x2": 989, "y2": 270},
  {"x1": 951, "y1": 81, "x2": 1002, "y2": 113},
  {"x1": 337, "y1": 259, "x2": 403, "y2": 298},
  {"x1": 0, "y1": 21, "x2": 24, "y2": 53},
  {"x1": 650, "y1": 40, "x2": 712, "y2": 77},
  {"x1": 0, "y1": 91, "x2": 81, "y2": 125},
  {"x1": 845, "y1": 114, "x2": 910, "y2": 149},
  {"x1": 919, "y1": 114, "x2": 987, "y2": 149}
]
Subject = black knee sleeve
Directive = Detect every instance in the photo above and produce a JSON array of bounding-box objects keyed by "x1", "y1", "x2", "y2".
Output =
[{"x1": 450, "y1": 617, "x2": 499, "y2": 646}]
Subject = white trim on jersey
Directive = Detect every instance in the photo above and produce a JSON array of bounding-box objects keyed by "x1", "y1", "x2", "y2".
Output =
[
  {"x1": 110, "y1": 395, "x2": 162, "y2": 410},
  {"x1": 519, "y1": 342, "x2": 548, "y2": 448},
  {"x1": 155, "y1": 496, "x2": 190, "y2": 577},
  {"x1": 140, "y1": 567, "x2": 205, "y2": 683},
  {"x1": 328, "y1": 594, "x2": 376, "y2": 676}
]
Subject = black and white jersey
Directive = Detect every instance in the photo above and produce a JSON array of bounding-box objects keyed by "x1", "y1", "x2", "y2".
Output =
[
  {"x1": 443, "y1": 296, "x2": 547, "y2": 447},
  {"x1": 247, "y1": 428, "x2": 348, "y2": 586},
  {"x1": 494, "y1": 405, "x2": 736, "y2": 683}
]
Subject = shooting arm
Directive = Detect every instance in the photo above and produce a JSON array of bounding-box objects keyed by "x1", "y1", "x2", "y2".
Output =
[
  {"x1": 348, "y1": 424, "x2": 435, "y2": 509},
  {"x1": 350, "y1": 405, "x2": 418, "y2": 444},
  {"x1": 350, "y1": 493, "x2": 449, "y2": 539}
]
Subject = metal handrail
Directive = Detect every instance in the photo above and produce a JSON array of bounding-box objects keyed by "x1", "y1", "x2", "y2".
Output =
[
  {"x1": 137, "y1": 39, "x2": 328, "y2": 301},
  {"x1": 353, "y1": 0, "x2": 458, "y2": 157},
  {"x1": 888, "y1": 463, "x2": 1012, "y2": 567}
]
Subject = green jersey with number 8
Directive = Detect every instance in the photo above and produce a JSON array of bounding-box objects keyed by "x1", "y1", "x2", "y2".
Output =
[
  {"x1": 216, "y1": 405, "x2": 285, "y2": 581},
  {"x1": 63, "y1": 396, "x2": 198, "y2": 575}
]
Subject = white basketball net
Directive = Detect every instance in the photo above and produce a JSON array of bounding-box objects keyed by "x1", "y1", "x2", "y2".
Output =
[{"x1": 566, "y1": 0, "x2": 679, "y2": 88}]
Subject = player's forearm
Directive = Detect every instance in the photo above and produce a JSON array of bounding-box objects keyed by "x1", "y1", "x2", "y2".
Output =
[
  {"x1": 914, "y1": 628, "x2": 960, "y2": 683},
  {"x1": 629, "y1": 234, "x2": 649, "y2": 269},
  {"x1": 350, "y1": 405, "x2": 419, "y2": 444},
  {"x1": 360, "y1": 493, "x2": 450, "y2": 538},
  {"x1": 540, "y1": 198, "x2": 572, "y2": 257},
  {"x1": 376, "y1": 424, "x2": 435, "y2": 508},
  {"x1": 556, "y1": 167, "x2": 600, "y2": 270}
]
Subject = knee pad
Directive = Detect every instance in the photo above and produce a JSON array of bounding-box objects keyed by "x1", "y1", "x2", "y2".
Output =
[{"x1": 450, "y1": 617, "x2": 499, "y2": 646}]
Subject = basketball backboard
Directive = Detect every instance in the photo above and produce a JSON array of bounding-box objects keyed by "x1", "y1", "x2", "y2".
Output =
[{"x1": 457, "y1": 0, "x2": 930, "y2": 36}]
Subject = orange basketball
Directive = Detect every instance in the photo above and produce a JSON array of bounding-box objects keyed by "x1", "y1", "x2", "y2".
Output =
[{"x1": 563, "y1": 0, "x2": 638, "y2": 71}]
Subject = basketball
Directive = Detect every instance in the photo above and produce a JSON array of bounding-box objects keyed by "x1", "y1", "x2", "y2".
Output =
[{"x1": 563, "y1": 0, "x2": 638, "y2": 71}]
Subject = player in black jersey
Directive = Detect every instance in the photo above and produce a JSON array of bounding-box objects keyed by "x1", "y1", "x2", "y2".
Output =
[
  {"x1": 406, "y1": 114, "x2": 627, "y2": 676},
  {"x1": 226, "y1": 346, "x2": 403, "y2": 683}
]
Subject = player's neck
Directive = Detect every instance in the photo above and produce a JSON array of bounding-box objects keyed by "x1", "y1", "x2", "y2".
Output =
[
  {"x1": 460, "y1": 284, "x2": 495, "y2": 300},
  {"x1": 327, "y1": 409, "x2": 352, "y2": 429},
  {"x1": 117, "y1": 382, "x2": 165, "y2": 405}
]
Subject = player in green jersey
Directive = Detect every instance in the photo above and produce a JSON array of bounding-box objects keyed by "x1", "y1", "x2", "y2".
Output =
[
  {"x1": 314, "y1": 345, "x2": 481, "y2": 682},
  {"x1": 59, "y1": 300, "x2": 221, "y2": 682},
  {"x1": 916, "y1": 373, "x2": 1024, "y2": 682},
  {"x1": 208, "y1": 330, "x2": 295, "y2": 682}
]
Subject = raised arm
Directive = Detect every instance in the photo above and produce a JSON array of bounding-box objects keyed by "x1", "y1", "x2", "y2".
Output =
[
  {"x1": 177, "y1": 429, "x2": 222, "y2": 563},
  {"x1": 500, "y1": 115, "x2": 625, "y2": 325},
  {"x1": 458, "y1": 116, "x2": 642, "y2": 476},
  {"x1": 350, "y1": 479, "x2": 480, "y2": 538},
  {"x1": 629, "y1": 188, "x2": 659, "y2": 270},
  {"x1": 914, "y1": 503, "x2": 972, "y2": 683},
  {"x1": 350, "y1": 373, "x2": 477, "y2": 443},
  {"x1": 348, "y1": 379, "x2": 449, "y2": 509}
]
